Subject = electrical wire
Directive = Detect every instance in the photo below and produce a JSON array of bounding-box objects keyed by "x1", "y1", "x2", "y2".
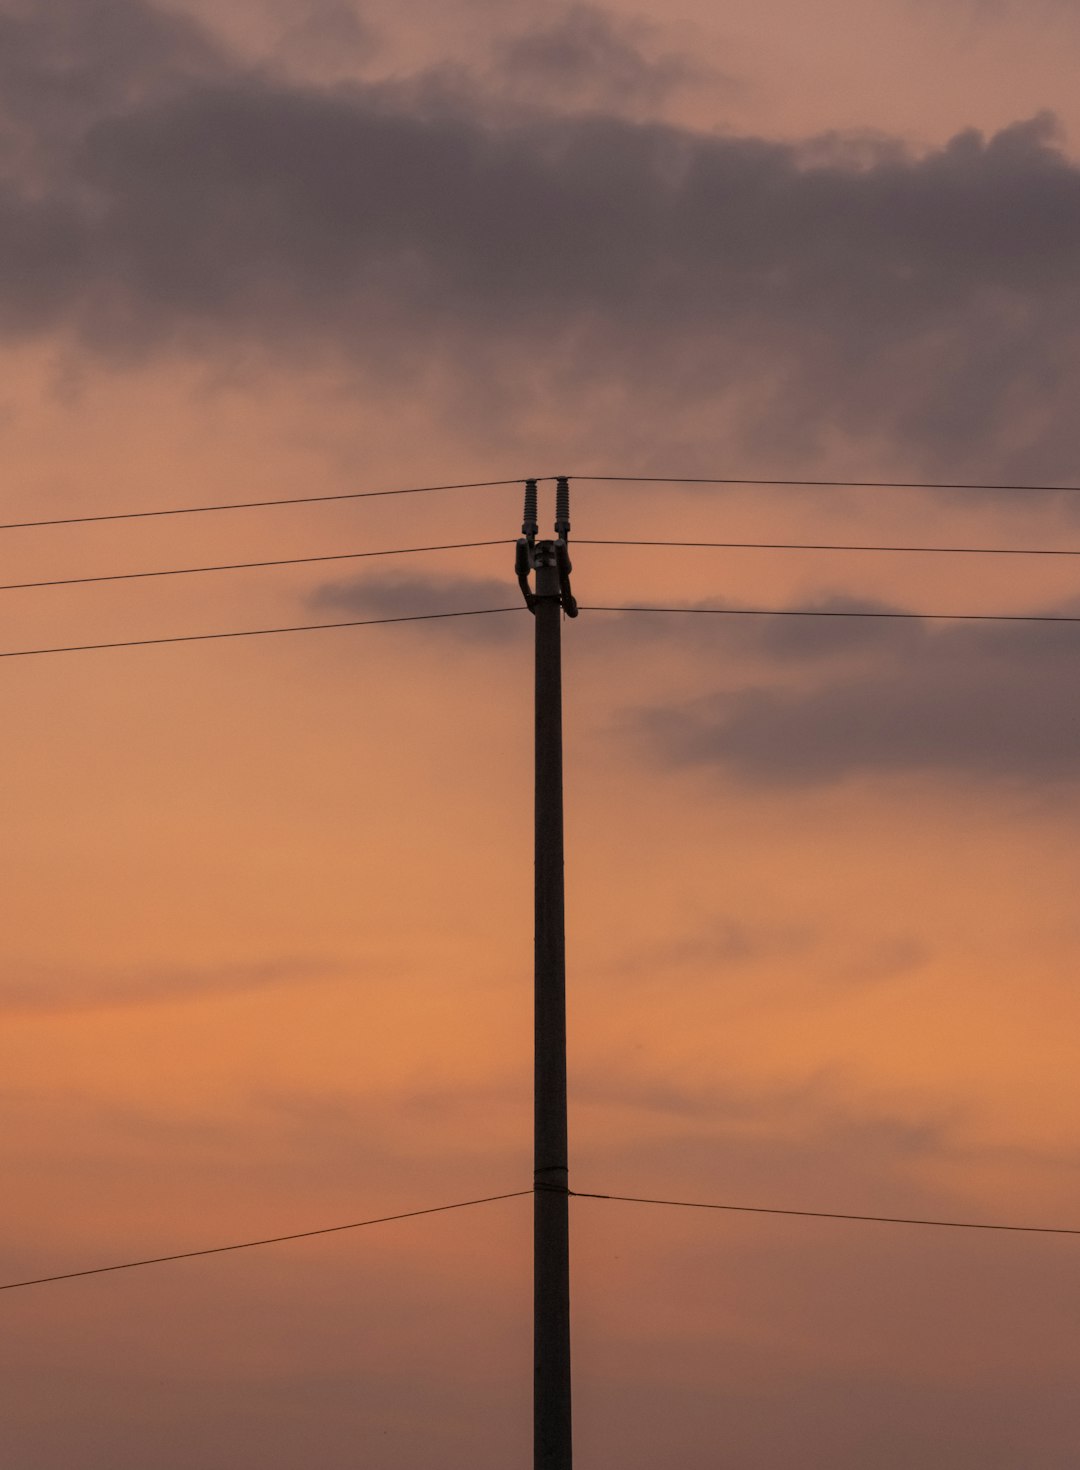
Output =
[
  {"x1": 575, "y1": 475, "x2": 1080, "y2": 494},
  {"x1": 582, "y1": 538, "x2": 1080, "y2": 558},
  {"x1": 0, "y1": 478, "x2": 534, "y2": 532},
  {"x1": 7, "y1": 536, "x2": 1080, "y2": 598},
  {"x1": 6, "y1": 1183, "x2": 1075, "y2": 1295},
  {"x1": 0, "y1": 539, "x2": 510, "y2": 593},
  {"x1": 0, "y1": 1191, "x2": 533, "y2": 1293},
  {"x1": 9, "y1": 468, "x2": 1080, "y2": 536},
  {"x1": 580, "y1": 605, "x2": 1080, "y2": 625},
  {"x1": 571, "y1": 1189, "x2": 1080, "y2": 1237},
  {"x1": 0, "y1": 606, "x2": 524, "y2": 660},
  {"x1": 9, "y1": 601, "x2": 1080, "y2": 661}
]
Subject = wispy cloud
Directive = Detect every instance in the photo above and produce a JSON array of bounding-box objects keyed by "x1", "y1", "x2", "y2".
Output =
[
  {"x1": 0, "y1": 954, "x2": 345, "y2": 1014},
  {"x1": 608, "y1": 915, "x2": 928, "y2": 993}
]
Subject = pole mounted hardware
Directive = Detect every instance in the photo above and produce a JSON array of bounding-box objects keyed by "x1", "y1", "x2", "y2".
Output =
[{"x1": 516, "y1": 478, "x2": 579, "y2": 617}]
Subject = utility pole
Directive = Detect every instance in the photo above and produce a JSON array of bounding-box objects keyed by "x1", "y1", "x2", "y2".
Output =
[{"x1": 517, "y1": 477, "x2": 578, "y2": 1470}]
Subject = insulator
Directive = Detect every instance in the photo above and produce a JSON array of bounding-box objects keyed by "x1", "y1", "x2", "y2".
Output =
[
  {"x1": 555, "y1": 476, "x2": 571, "y2": 537},
  {"x1": 522, "y1": 479, "x2": 539, "y2": 539}
]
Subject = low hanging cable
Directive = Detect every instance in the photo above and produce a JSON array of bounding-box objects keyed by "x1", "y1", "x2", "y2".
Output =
[
  {"x1": 571, "y1": 1189, "x2": 1080, "y2": 1237},
  {"x1": 5, "y1": 1184, "x2": 1076, "y2": 1295},
  {"x1": 0, "y1": 1190, "x2": 533, "y2": 1292}
]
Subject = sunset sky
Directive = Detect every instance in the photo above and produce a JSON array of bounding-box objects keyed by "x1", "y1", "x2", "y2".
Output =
[{"x1": 2, "y1": 1, "x2": 1079, "y2": 1466}]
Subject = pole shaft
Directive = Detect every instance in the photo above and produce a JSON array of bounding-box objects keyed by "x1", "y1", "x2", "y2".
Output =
[{"x1": 534, "y1": 558, "x2": 572, "y2": 1470}]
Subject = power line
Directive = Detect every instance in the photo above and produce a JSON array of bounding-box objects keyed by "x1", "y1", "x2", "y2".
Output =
[
  {"x1": 0, "y1": 1190, "x2": 532, "y2": 1293},
  {"x1": 571, "y1": 1189, "x2": 1080, "y2": 1237},
  {"x1": 581, "y1": 605, "x2": 1080, "y2": 625},
  {"x1": 0, "y1": 606, "x2": 523, "y2": 660},
  {"x1": 8, "y1": 536, "x2": 1080, "y2": 598},
  {"x1": 0, "y1": 478, "x2": 534, "y2": 532},
  {"x1": 7, "y1": 600, "x2": 1080, "y2": 662},
  {"x1": 575, "y1": 475, "x2": 1080, "y2": 495},
  {"x1": 583, "y1": 538, "x2": 1080, "y2": 558},
  {"x1": 9, "y1": 469, "x2": 1080, "y2": 536},
  {"x1": 6, "y1": 1183, "x2": 1076, "y2": 1295},
  {"x1": 0, "y1": 539, "x2": 509, "y2": 594}
]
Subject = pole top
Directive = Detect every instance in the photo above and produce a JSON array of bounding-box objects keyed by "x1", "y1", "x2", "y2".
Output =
[{"x1": 515, "y1": 478, "x2": 578, "y2": 617}]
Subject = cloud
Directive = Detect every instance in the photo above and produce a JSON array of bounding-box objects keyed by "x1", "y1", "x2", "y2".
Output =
[
  {"x1": 635, "y1": 598, "x2": 1080, "y2": 785},
  {"x1": 610, "y1": 913, "x2": 928, "y2": 993},
  {"x1": 588, "y1": 596, "x2": 931, "y2": 663},
  {"x1": 614, "y1": 915, "x2": 816, "y2": 976},
  {"x1": 0, "y1": 0, "x2": 228, "y2": 174},
  {"x1": 4, "y1": 2, "x2": 1080, "y2": 470},
  {"x1": 267, "y1": 1, "x2": 381, "y2": 81},
  {"x1": 0, "y1": 954, "x2": 343, "y2": 1013},
  {"x1": 582, "y1": 1072, "x2": 952, "y2": 1166},
  {"x1": 490, "y1": 4, "x2": 710, "y2": 112},
  {"x1": 910, "y1": 0, "x2": 1078, "y2": 18},
  {"x1": 307, "y1": 571, "x2": 527, "y2": 638}
]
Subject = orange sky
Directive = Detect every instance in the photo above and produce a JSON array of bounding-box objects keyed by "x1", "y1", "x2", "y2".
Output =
[{"x1": 2, "y1": 3, "x2": 1079, "y2": 1467}]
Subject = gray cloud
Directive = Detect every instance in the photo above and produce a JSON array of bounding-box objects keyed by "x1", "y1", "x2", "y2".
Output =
[
  {"x1": 590, "y1": 596, "x2": 932, "y2": 663},
  {"x1": 308, "y1": 571, "x2": 527, "y2": 638},
  {"x1": 0, "y1": 0, "x2": 228, "y2": 175},
  {"x1": 491, "y1": 4, "x2": 709, "y2": 112},
  {"x1": 4, "y1": 2, "x2": 1080, "y2": 471},
  {"x1": 636, "y1": 600, "x2": 1080, "y2": 784},
  {"x1": 267, "y1": 1, "x2": 380, "y2": 80}
]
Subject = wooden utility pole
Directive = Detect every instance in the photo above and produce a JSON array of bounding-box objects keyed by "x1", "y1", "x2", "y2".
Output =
[{"x1": 517, "y1": 478, "x2": 577, "y2": 1470}]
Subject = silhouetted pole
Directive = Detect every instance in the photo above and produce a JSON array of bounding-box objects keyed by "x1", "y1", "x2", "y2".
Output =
[{"x1": 517, "y1": 478, "x2": 577, "y2": 1470}]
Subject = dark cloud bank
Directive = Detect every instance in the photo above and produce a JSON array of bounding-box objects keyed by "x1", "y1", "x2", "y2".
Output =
[
  {"x1": 4, "y1": 0, "x2": 1080, "y2": 472},
  {"x1": 632, "y1": 600, "x2": 1080, "y2": 786}
]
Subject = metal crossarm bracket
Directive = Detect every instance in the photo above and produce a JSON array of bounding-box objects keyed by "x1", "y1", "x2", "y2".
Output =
[{"x1": 516, "y1": 477, "x2": 579, "y2": 617}]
